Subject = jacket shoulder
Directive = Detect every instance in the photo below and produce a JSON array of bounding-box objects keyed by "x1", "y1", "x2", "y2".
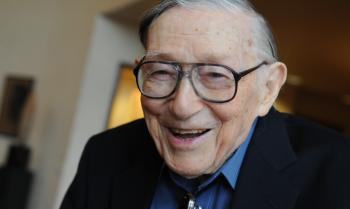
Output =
[
  {"x1": 280, "y1": 112, "x2": 350, "y2": 151},
  {"x1": 60, "y1": 119, "x2": 160, "y2": 209},
  {"x1": 278, "y1": 112, "x2": 350, "y2": 207},
  {"x1": 89, "y1": 118, "x2": 150, "y2": 147},
  {"x1": 83, "y1": 119, "x2": 158, "y2": 172}
]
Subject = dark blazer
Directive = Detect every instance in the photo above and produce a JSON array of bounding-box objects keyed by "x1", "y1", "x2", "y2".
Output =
[{"x1": 60, "y1": 109, "x2": 350, "y2": 209}]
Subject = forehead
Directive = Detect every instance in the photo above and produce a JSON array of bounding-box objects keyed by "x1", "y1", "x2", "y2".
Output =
[{"x1": 147, "y1": 6, "x2": 254, "y2": 63}]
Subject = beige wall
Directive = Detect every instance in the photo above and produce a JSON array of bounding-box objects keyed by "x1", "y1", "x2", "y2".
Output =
[
  {"x1": 0, "y1": 0, "x2": 143, "y2": 209},
  {"x1": 54, "y1": 15, "x2": 143, "y2": 209}
]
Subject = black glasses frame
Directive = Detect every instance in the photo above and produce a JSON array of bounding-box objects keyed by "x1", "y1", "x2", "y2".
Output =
[{"x1": 133, "y1": 58, "x2": 268, "y2": 103}]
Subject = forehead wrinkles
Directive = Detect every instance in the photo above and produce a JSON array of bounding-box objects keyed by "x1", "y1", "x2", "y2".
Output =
[{"x1": 147, "y1": 7, "x2": 255, "y2": 65}]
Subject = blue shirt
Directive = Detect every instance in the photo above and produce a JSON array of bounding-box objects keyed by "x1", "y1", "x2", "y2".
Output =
[{"x1": 151, "y1": 119, "x2": 257, "y2": 209}]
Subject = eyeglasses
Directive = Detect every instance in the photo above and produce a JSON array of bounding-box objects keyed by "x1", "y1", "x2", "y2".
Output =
[{"x1": 133, "y1": 58, "x2": 268, "y2": 103}]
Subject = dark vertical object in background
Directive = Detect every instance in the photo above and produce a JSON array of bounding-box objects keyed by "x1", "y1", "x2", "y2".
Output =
[
  {"x1": 0, "y1": 75, "x2": 35, "y2": 209},
  {"x1": 0, "y1": 144, "x2": 33, "y2": 209},
  {"x1": 0, "y1": 76, "x2": 34, "y2": 137}
]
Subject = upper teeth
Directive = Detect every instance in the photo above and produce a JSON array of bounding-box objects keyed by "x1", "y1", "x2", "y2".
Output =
[{"x1": 171, "y1": 129, "x2": 207, "y2": 134}]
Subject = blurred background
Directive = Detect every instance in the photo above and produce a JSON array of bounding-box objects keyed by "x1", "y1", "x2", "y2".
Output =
[{"x1": 0, "y1": 0, "x2": 349, "y2": 209}]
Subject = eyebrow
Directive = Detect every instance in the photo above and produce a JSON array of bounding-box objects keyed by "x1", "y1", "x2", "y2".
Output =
[{"x1": 144, "y1": 52, "x2": 175, "y2": 61}]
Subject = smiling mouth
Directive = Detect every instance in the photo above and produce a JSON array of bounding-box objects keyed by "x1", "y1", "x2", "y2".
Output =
[{"x1": 169, "y1": 128, "x2": 211, "y2": 139}]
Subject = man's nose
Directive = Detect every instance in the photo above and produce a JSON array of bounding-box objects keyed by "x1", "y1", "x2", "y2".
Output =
[{"x1": 168, "y1": 78, "x2": 204, "y2": 120}]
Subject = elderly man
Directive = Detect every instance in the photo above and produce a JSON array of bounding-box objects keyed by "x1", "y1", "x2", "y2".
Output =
[{"x1": 60, "y1": 0, "x2": 350, "y2": 209}]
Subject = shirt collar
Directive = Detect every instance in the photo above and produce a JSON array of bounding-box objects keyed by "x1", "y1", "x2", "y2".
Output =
[
  {"x1": 169, "y1": 118, "x2": 258, "y2": 193},
  {"x1": 221, "y1": 118, "x2": 257, "y2": 189}
]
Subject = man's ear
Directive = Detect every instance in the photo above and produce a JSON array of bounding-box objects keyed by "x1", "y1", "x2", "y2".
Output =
[{"x1": 257, "y1": 62, "x2": 287, "y2": 116}]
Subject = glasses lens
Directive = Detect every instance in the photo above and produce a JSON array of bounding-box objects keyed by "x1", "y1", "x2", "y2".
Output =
[
  {"x1": 193, "y1": 65, "x2": 236, "y2": 102},
  {"x1": 137, "y1": 62, "x2": 178, "y2": 98}
]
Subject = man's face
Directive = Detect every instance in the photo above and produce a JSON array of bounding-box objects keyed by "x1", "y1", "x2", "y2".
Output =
[{"x1": 141, "y1": 7, "x2": 266, "y2": 178}]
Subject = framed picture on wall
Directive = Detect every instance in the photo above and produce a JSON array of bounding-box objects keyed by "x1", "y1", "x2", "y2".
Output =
[
  {"x1": 107, "y1": 64, "x2": 143, "y2": 129},
  {"x1": 0, "y1": 76, "x2": 34, "y2": 137}
]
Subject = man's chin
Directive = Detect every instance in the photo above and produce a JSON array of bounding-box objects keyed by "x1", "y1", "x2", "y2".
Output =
[{"x1": 167, "y1": 162, "x2": 212, "y2": 179}]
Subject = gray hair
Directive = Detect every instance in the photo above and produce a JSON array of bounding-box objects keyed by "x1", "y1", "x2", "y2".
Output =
[{"x1": 139, "y1": 0, "x2": 279, "y2": 62}]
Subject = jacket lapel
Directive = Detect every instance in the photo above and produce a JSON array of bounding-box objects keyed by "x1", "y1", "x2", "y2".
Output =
[
  {"x1": 110, "y1": 138, "x2": 163, "y2": 209},
  {"x1": 231, "y1": 109, "x2": 299, "y2": 209},
  {"x1": 110, "y1": 162, "x2": 163, "y2": 209}
]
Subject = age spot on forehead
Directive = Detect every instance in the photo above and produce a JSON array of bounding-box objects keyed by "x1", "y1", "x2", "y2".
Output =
[{"x1": 247, "y1": 39, "x2": 253, "y2": 47}]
